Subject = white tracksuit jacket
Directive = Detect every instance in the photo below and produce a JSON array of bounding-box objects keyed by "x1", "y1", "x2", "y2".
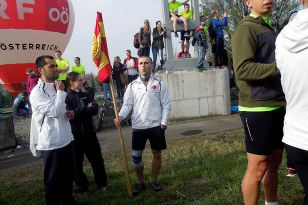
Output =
[
  {"x1": 29, "y1": 79, "x2": 74, "y2": 157},
  {"x1": 119, "y1": 75, "x2": 171, "y2": 129},
  {"x1": 276, "y1": 8, "x2": 308, "y2": 151}
]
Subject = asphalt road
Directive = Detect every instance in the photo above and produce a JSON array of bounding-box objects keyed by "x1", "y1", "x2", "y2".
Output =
[{"x1": 0, "y1": 114, "x2": 242, "y2": 171}]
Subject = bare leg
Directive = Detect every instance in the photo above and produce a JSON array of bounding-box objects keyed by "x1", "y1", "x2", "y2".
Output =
[
  {"x1": 151, "y1": 150, "x2": 162, "y2": 183},
  {"x1": 242, "y1": 153, "x2": 269, "y2": 205},
  {"x1": 135, "y1": 166, "x2": 144, "y2": 184},
  {"x1": 262, "y1": 149, "x2": 283, "y2": 202}
]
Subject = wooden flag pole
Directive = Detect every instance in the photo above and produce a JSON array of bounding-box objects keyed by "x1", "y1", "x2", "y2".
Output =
[{"x1": 109, "y1": 75, "x2": 133, "y2": 197}]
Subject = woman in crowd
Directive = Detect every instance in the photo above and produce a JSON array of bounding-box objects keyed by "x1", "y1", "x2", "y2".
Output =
[
  {"x1": 152, "y1": 20, "x2": 166, "y2": 72},
  {"x1": 112, "y1": 56, "x2": 127, "y2": 102},
  {"x1": 66, "y1": 72, "x2": 108, "y2": 193},
  {"x1": 138, "y1": 19, "x2": 152, "y2": 57}
]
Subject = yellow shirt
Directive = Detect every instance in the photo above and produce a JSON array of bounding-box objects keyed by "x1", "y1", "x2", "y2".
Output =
[
  {"x1": 169, "y1": 1, "x2": 182, "y2": 14},
  {"x1": 56, "y1": 58, "x2": 69, "y2": 80},
  {"x1": 180, "y1": 10, "x2": 193, "y2": 19},
  {"x1": 72, "y1": 65, "x2": 85, "y2": 75}
]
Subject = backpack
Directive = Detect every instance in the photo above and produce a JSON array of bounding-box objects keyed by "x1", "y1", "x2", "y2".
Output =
[
  {"x1": 208, "y1": 21, "x2": 216, "y2": 39},
  {"x1": 133, "y1": 33, "x2": 140, "y2": 49}
]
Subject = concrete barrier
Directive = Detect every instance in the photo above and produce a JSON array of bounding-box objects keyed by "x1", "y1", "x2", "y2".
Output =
[
  {"x1": 157, "y1": 68, "x2": 231, "y2": 119},
  {"x1": 0, "y1": 115, "x2": 16, "y2": 151}
]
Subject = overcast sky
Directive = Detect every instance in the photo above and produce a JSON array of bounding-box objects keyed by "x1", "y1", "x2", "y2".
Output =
[{"x1": 64, "y1": 0, "x2": 162, "y2": 74}]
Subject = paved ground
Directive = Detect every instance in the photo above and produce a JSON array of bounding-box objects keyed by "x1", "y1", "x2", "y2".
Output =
[{"x1": 0, "y1": 114, "x2": 242, "y2": 171}]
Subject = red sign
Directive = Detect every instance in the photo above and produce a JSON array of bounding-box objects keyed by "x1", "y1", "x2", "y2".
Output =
[{"x1": 0, "y1": 0, "x2": 70, "y2": 34}]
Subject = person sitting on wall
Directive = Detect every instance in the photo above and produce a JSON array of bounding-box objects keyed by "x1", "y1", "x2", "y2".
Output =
[
  {"x1": 12, "y1": 91, "x2": 32, "y2": 117},
  {"x1": 169, "y1": 0, "x2": 190, "y2": 38}
]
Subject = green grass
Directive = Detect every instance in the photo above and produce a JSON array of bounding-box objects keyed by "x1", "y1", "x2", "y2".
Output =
[{"x1": 0, "y1": 129, "x2": 304, "y2": 205}]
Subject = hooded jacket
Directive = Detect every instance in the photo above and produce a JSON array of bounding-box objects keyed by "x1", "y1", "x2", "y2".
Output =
[
  {"x1": 276, "y1": 8, "x2": 308, "y2": 151},
  {"x1": 232, "y1": 15, "x2": 285, "y2": 107}
]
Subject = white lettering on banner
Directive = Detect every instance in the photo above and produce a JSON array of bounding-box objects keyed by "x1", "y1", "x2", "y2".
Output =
[
  {"x1": 49, "y1": 7, "x2": 69, "y2": 24},
  {"x1": 17, "y1": 0, "x2": 35, "y2": 20},
  {"x1": 0, "y1": 0, "x2": 9, "y2": 19}
]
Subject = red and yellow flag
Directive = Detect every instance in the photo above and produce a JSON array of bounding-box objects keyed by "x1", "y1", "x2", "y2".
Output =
[{"x1": 92, "y1": 12, "x2": 112, "y2": 83}]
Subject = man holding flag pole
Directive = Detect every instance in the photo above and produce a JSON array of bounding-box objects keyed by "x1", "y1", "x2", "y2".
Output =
[
  {"x1": 114, "y1": 55, "x2": 171, "y2": 194},
  {"x1": 92, "y1": 11, "x2": 133, "y2": 197}
]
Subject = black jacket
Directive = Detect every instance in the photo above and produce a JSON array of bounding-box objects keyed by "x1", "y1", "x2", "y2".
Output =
[
  {"x1": 112, "y1": 63, "x2": 127, "y2": 81},
  {"x1": 65, "y1": 89, "x2": 98, "y2": 139},
  {"x1": 152, "y1": 27, "x2": 165, "y2": 49}
]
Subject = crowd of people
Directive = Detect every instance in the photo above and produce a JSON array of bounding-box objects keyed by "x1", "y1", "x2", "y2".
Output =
[{"x1": 19, "y1": 0, "x2": 308, "y2": 204}]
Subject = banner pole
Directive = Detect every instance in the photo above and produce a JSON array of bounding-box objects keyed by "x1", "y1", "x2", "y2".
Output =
[{"x1": 109, "y1": 75, "x2": 133, "y2": 197}]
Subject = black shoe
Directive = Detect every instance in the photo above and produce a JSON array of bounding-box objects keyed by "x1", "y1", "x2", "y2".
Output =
[
  {"x1": 174, "y1": 32, "x2": 179, "y2": 38},
  {"x1": 151, "y1": 182, "x2": 162, "y2": 191},
  {"x1": 133, "y1": 183, "x2": 146, "y2": 195}
]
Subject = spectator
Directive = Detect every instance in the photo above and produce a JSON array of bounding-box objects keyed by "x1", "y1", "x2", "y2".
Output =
[
  {"x1": 72, "y1": 57, "x2": 85, "y2": 76},
  {"x1": 212, "y1": 10, "x2": 228, "y2": 68},
  {"x1": 112, "y1": 56, "x2": 127, "y2": 100},
  {"x1": 30, "y1": 55, "x2": 77, "y2": 205},
  {"x1": 176, "y1": 47, "x2": 191, "y2": 59},
  {"x1": 152, "y1": 21, "x2": 166, "y2": 71},
  {"x1": 180, "y1": 3, "x2": 193, "y2": 53},
  {"x1": 54, "y1": 50, "x2": 70, "y2": 81},
  {"x1": 169, "y1": 0, "x2": 190, "y2": 38},
  {"x1": 66, "y1": 72, "x2": 108, "y2": 193},
  {"x1": 276, "y1": 0, "x2": 308, "y2": 202},
  {"x1": 26, "y1": 68, "x2": 39, "y2": 95},
  {"x1": 194, "y1": 22, "x2": 208, "y2": 71},
  {"x1": 124, "y1": 50, "x2": 139, "y2": 83},
  {"x1": 12, "y1": 91, "x2": 32, "y2": 117},
  {"x1": 138, "y1": 19, "x2": 152, "y2": 57},
  {"x1": 114, "y1": 56, "x2": 171, "y2": 194},
  {"x1": 232, "y1": 0, "x2": 285, "y2": 204}
]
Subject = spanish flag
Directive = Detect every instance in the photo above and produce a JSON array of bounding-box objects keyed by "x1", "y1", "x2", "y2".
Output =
[{"x1": 92, "y1": 12, "x2": 112, "y2": 83}]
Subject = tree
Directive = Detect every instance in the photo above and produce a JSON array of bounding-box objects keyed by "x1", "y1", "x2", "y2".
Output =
[{"x1": 200, "y1": 0, "x2": 299, "y2": 52}]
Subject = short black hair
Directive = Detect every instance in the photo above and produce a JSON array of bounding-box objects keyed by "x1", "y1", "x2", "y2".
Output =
[
  {"x1": 74, "y1": 57, "x2": 80, "y2": 61},
  {"x1": 22, "y1": 90, "x2": 28, "y2": 98},
  {"x1": 126, "y1": 50, "x2": 131, "y2": 54},
  {"x1": 35, "y1": 55, "x2": 54, "y2": 69},
  {"x1": 139, "y1": 56, "x2": 153, "y2": 64},
  {"x1": 183, "y1": 3, "x2": 190, "y2": 7},
  {"x1": 55, "y1": 50, "x2": 62, "y2": 54}
]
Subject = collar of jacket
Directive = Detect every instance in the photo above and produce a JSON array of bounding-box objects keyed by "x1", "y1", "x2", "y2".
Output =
[{"x1": 135, "y1": 74, "x2": 155, "y2": 83}]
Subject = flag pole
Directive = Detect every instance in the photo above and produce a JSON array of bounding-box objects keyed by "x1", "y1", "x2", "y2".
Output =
[{"x1": 109, "y1": 75, "x2": 133, "y2": 197}]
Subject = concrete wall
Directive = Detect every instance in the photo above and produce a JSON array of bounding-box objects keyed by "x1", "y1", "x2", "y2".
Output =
[
  {"x1": 157, "y1": 68, "x2": 231, "y2": 119},
  {"x1": 0, "y1": 116, "x2": 16, "y2": 150}
]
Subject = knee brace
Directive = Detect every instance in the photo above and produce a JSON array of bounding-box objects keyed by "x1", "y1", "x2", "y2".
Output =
[{"x1": 132, "y1": 150, "x2": 144, "y2": 168}]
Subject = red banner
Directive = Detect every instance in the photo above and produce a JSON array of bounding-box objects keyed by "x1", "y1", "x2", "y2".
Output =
[{"x1": 92, "y1": 12, "x2": 111, "y2": 83}]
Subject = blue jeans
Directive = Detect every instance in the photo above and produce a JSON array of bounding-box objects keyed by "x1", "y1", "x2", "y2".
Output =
[
  {"x1": 196, "y1": 46, "x2": 206, "y2": 68},
  {"x1": 152, "y1": 48, "x2": 164, "y2": 70},
  {"x1": 115, "y1": 79, "x2": 124, "y2": 99},
  {"x1": 139, "y1": 46, "x2": 150, "y2": 57},
  {"x1": 102, "y1": 83, "x2": 111, "y2": 100}
]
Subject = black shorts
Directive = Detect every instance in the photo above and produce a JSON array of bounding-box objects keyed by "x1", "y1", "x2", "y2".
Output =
[
  {"x1": 240, "y1": 107, "x2": 285, "y2": 155},
  {"x1": 132, "y1": 126, "x2": 167, "y2": 151},
  {"x1": 181, "y1": 30, "x2": 190, "y2": 41}
]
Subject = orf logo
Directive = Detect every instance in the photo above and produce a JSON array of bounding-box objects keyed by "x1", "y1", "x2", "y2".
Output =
[{"x1": 0, "y1": 0, "x2": 70, "y2": 34}]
